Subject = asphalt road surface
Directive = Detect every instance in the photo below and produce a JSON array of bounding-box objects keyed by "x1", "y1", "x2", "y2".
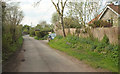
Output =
[{"x1": 4, "y1": 35, "x2": 107, "y2": 72}]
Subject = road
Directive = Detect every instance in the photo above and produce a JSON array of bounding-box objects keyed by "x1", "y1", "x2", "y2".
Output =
[{"x1": 4, "y1": 35, "x2": 107, "y2": 72}]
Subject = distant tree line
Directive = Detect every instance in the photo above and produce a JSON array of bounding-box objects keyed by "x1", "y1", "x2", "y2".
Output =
[{"x1": 22, "y1": 20, "x2": 54, "y2": 40}]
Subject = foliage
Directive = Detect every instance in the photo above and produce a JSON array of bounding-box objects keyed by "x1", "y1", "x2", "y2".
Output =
[
  {"x1": 22, "y1": 25, "x2": 30, "y2": 34},
  {"x1": 2, "y1": 2, "x2": 24, "y2": 61},
  {"x1": 89, "y1": 20, "x2": 112, "y2": 28},
  {"x1": 29, "y1": 28, "x2": 35, "y2": 37},
  {"x1": 48, "y1": 35, "x2": 118, "y2": 72},
  {"x1": 101, "y1": 35, "x2": 109, "y2": 44},
  {"x1": 67, "y1": 1, "x2": 102, "y2": 27},
  {"x1": 51, "y1": 12, "x2": 59, "y2": 24},
  {"x1": 34, "y1": 30, "x2": 49, "y2": 40},
  {"x1": 31, "y1": 21, "x2": 54, "y2": 40},
  {"x1": 34, "y1": 36, "x2": 39, "y2": 40},
  {"x1": 3, "y1": 35, "x2": 23, "y2": 61},
  {"x1": 51, "y1": 0, "x2": 68, "y2": 37},
  {"x1": 35, "y1": 31, "x2": 41, "y2": 38},
  {"x1": 64, "y1": 17, "x2": 81, "y2": 28}
]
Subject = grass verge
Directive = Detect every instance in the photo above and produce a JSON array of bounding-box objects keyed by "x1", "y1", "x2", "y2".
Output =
[{"x1": 48, "y1": 35, "x2": 118, "y2": 72}]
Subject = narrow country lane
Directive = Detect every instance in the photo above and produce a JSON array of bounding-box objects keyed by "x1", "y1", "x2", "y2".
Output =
[{"x1": 4, "y1": 35, "x2": 104, "y2": 72}]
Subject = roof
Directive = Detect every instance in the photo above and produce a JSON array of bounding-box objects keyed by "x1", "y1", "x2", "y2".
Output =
[
  {"x1": 108, "y1": 4, "x2": 120, "y2": 14},
  {"x1": 88, "y1": 12, "x2": 102, "y2": 24},
  {"x1": 88, "y1": 3, "x2": 120, "y2": 24},
  {"x1": 98, "y1": 3, "x2": 120, "y2": 20}
]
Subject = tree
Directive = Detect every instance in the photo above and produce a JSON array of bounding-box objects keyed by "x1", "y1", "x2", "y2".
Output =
[
  {"x1": 64, "y1": 16, "x2": 80, "y2": 28},
  {"x1": 2, "y1": 1, "x2": 24, "y2": 60},
  {"x1": 51, "y1": 0, "x2": 68, "y2": 37},
  {"x1": 38, "y1": 20, "x2": 49, "y2": 28},
  {"x1": 51, "y1": 12, "x2": 59, "y2": 24},
  {"x1": 67, "y1": 0, "x2": 102, "y2": 27},
  {"x1": 2, "y1": 2, "x2": 24, "y2": 41}
]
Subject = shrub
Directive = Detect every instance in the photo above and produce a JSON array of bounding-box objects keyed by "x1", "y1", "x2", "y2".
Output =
[
  {"x1": 35, "y1": 31, "x2": 41, "y2": 38},
  {"x1": 42, "y1": 35, "x2": 48, "y2": 40},
  {"x1": 88, "y1": 24, "x2": 95, "y2": 28},
  {"x1": 56, "y1": 35, "x2": 63, "y2": 39},
  {"x1": 90, "y1": 20, "x2": 112, "y2": 28},
  {"x1": 23, "y1": 29, "x2": 29, "y2": 34},
  {"x1": 91, "y1": 44, "x2": 97, "y2": 51},
  {"x1": 34, "y1": 36, "x2": 39, "y2": 40},
  {"x1": 105, "y1": 44, "x2": 114, "y2": 51},
  {"x1": 101, "y1": 35, "x2": 109, "y2": 44},
  {"x1": 40, "y1": 31, "x2": 48, "y2": 38},
  {"x1": 30, "y1": 29, "x2": 35, "y2": 37},
  {"x1": 102, "y1": 21, "x2": 112, "y2": 27},
  {"x1": 96, "y1": 42, "x2": 106, "y2": 49},
  {"x1": 93, "y1": 20, "x2": 101, "y2": 27}
]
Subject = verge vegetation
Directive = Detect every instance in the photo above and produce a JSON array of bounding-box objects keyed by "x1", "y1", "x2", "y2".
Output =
[
  {"x1": 2, "y1": 2, "x2": 24, "y2": 61},
  {"x1": 48, "y1": 35, "x2": 118, "y2": 72}
]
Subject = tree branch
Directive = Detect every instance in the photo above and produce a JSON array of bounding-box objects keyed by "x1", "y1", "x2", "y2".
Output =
[{"x1": 51, "y1": 0, "x2": 61, "y2": 16}]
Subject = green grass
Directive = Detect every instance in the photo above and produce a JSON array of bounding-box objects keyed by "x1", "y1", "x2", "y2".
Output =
[{"x1": 48, "y1": 35, "x2": 118, "y2": 72}]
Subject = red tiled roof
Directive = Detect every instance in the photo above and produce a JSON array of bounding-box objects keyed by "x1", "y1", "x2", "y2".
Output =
[
  {"x1": 88, "y1": 13, "x2": 102, "y2": 24},
  {"x1": 108, "y1": 4, "x2": 120, "y2": 14}
]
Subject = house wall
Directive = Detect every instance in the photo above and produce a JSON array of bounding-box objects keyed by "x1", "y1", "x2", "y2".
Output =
[
  {"x1": 55, "y1": 27, "x2": 118, "y2": 44},
  {"x1": 100, "y1": 8, "x2": 118, "y2": 26}
]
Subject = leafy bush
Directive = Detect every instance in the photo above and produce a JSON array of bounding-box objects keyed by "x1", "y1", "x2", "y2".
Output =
[
  {"x1": 96, "y1": 42, "x2": 106, "y2": 49},
  {"x1": 56, "y1": 35, "x2": 63, "y2": 39},
  {"x1": 34, "y1": 36, "x2": 39, "y2": 40},
  {"x1": 40, "y1": 31, "x2": 48, "y2": 38},
  {"x1": 34, "y1": 31, "x2": 49, "y2": 40},
  {"x1": 93, "y1": 20, "x2": 101, "y2": 27},
  {"x1": 89, "y1": 20, "x2": 112, "y2": 28},
  {"x1": 105, "y1": 44, "x2": 114, "y2": 51},
  {"x1": 88, "y1": 24, "x2": 95, "y2": 28},
  {"x1": 102, "y1": 21, "x2": 112, "y2": 27},
  {"x1": 42, "y1": 35, "x2": 49, "y2": 40},
  {"x1": 101, "y1": 35, "x2": 109, "y2": 44},
  {"x1": 35, "y1": 31, "x2": 41, "y2": 38},
  {"x1": 30, "y1": 29, "x2": 35, "y2": 37},
  {"x1": 64, "y1": 17, "x2": 82, "y2": 28},
  {"x1": 91, "y1": 44, "x2": 97, "y2": 51}
]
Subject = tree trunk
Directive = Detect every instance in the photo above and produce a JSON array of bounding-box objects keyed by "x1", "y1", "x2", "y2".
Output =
[{"x1": 60, "y1": 15, "x2": 66, "y2": 37}]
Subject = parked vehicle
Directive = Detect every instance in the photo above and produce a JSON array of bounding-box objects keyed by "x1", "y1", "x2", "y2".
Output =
[{"x1": 48, "y1": 33, "x2": 56, "y2": 41}]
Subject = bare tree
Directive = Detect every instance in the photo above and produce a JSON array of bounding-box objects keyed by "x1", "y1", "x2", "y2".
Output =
[
  {"x1": 67, "y1": 0, "x2": 102, "y2": 27},
  {"x1": 51, "y1": 0, "x2": 68, "y2": 37},
  {"x1": 3, "y1": 2, "x2": 24, "y2": 42}
]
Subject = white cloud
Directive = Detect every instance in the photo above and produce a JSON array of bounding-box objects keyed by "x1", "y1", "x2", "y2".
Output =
[{"x1": 18, "y1": 0, "x2": 56, "y2": 26}]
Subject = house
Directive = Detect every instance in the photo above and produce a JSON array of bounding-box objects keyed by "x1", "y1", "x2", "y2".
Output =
[
  {"x1": 88, "y1": 12, "x2": 102, "y2": 24},
  {"x1": 89, "y1": 1, "x2": 120, "y2": 27}
]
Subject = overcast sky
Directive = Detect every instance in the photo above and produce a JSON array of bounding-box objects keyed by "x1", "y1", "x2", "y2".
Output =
[{"x1": 9, "y1": 0, "x2": 114, "y2": 27}]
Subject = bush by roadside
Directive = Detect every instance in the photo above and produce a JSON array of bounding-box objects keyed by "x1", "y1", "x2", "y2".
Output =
[
  {"x1": 48, "y1": 35, "x2": 118, "y2": 72},
  {"x1": 2, "y1": 36, "x2": 23, "y2": 61}
]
